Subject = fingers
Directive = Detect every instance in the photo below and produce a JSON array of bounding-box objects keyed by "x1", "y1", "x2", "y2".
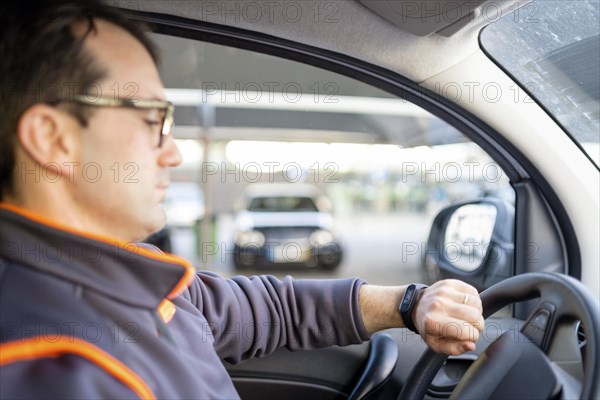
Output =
[
  {"x1": 420, "y1": 314, "x2": 482, "y2": 355},
  {"x1": 414, "y1": 279, "x2": 485, "y2": 356},
  {"x1": 420, "y1": 282, "x2": 483, "y2": 326},
  {"x1": 434, "y1": 280, "x2": 483, "y2": 313},
  {"x1": 446, "y1": 301, "x2": 485, "y2": 331},
  {"x1": 456, "y1": 287, "x2": 481, "y2": 311},
  {"x1": 427, "y1": 338, "x2": 477, "y2": 356},
  {"x1": 420, "y1": 314, "x2": 483, "y2": 342}
]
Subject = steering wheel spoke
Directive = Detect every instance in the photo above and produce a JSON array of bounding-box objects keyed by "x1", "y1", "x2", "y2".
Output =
[
  {"x1": 451, "y1": 330, "x2": 561, "y2": 399},
  {"x1": 521, "y1": 301, "x2": 556, "y2": 351}
]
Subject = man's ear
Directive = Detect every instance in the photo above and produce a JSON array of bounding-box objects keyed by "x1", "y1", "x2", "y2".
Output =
[{"x1": 16, "y1": 104, "x2": 79, "y2": 168}]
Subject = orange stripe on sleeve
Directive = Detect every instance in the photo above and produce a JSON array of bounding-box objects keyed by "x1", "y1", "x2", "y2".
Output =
[{"x1": 0, "y1": 336, "x2": 156, "y2": 400}]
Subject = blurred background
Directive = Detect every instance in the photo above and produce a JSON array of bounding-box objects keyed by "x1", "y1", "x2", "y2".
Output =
[{"x1": 144, "y1": 35, "x2": 515, "y2": 285}]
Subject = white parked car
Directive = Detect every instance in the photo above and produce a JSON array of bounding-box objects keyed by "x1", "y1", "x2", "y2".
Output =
[{"x1": 233, "y1": 183, "x2": 343, "y2": 270}]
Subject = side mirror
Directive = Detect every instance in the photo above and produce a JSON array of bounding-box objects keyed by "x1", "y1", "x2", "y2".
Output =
[{"x1": 423, "y1": 198, "x2": 514, "y2": 292}]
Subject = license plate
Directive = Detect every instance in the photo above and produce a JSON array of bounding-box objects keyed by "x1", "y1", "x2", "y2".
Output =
[{"x1": 270, "y1": 244, "x2": 310, "y2": 263}]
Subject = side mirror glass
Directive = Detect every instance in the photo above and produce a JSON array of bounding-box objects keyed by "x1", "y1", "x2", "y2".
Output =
[
  {"x1": 423, "y1": 198, "x2": 514, "y2": 291},
  {"x1": 444, "y1": 204, "x2": 497, "y2": 272}
]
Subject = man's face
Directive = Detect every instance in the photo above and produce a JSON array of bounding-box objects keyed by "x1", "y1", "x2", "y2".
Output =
[{"x1": 69, "y1": 20, "x2": 182, "y2": 241}]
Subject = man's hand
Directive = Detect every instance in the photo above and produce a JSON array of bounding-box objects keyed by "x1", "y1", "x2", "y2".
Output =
[
  {"x1": 358, "y1": 279, "x2": 484, "y2": 356},
  {"x1": 413, "y1": 280, "x2": 484, "y2": 355}
]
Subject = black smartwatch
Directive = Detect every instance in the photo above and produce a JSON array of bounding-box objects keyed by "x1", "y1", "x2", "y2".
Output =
[{"x1": 399, "y1": 284, "x2": 428, "y2": 334}]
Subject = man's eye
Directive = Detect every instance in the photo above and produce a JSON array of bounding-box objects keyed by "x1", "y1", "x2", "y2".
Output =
[{"x1": 144, "y1": 119, "x2": 160, "y2": 127}]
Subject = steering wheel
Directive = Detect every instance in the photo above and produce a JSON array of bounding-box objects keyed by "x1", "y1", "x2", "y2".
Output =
[{"x1": 398, "y1": 272, "x2": 599, "y2": 399}]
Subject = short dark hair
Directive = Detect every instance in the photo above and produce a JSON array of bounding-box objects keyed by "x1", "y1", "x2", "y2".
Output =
[{"x1": 0, "y1": 0, "x2": 159, "y2": 200}]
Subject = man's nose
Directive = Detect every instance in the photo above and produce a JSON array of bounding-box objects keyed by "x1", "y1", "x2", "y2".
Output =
[{"x1": 158, "y1": 134, "x2": 183, "y2": 167}]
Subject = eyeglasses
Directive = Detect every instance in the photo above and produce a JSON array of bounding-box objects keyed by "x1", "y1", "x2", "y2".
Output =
[{"x1": 50, "y1": 95, "x2": 175, "y2": 148}]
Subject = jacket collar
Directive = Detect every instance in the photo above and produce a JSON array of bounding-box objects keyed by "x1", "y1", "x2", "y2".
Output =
[{"x1": 0, "y1": 203, "x2": 194, "y2": 309}]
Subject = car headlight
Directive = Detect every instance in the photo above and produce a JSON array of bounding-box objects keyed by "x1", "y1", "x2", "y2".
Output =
[
  {"x1": 309, "y1": 230, "x2": 334, "y2": 246},
  {"x1": 235, "y1": 230, "x2": 265, "y2": 247}
]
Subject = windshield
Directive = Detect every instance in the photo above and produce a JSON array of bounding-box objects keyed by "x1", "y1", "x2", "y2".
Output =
[{"x1": 481, "y1": 0, "x2": 600, "y2": 168}]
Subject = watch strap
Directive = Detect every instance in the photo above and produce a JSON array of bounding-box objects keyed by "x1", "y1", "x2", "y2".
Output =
[{"x1": 399, "y1": 284, "x2": 428, "y2": 334}]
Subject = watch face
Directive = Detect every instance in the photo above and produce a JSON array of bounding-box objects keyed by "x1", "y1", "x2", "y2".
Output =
[{"x1": 400, "y1": 284, "x2": 416, "y2": 313}]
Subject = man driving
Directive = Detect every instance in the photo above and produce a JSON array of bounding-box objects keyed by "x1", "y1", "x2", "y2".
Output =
[{"x1": 0, "y1": 1, "x2": 484, "y2": 398}]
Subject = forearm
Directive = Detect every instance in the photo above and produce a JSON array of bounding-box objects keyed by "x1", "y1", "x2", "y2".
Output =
[{"x1": 358, "y1": 284, "x2": 407, "y2": 334}]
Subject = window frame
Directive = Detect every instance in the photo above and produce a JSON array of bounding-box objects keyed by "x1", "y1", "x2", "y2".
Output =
[{"x1": 124, "y1": 10, "x2": 581, "y2": 284}]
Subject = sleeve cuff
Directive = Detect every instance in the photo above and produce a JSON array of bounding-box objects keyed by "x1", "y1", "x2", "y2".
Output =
[{"x1": 351, "y1": 279, "x2": 372, "y2": 341}]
